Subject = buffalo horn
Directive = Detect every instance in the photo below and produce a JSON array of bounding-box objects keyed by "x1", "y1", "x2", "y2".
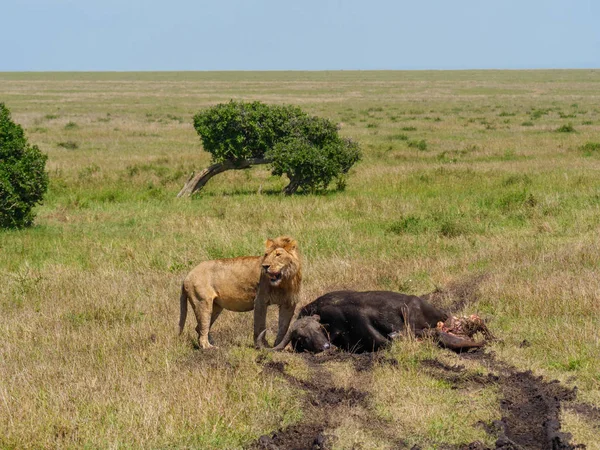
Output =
[{"x1": 257, "y1": 321, "x2": 297, "y2": 351}]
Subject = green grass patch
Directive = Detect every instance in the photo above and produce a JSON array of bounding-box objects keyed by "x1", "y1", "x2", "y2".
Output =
[
  {"x1": 579, "y1": 142, "x2": 600, "y2": 156},
  {"x1": 407, "y1": 139, "x2": 428, "y2": 151},
  {"x1": 57, "y1": 141, "x2": 79, "y2": 149},
  {"x1": 555, "y1": 123, "x2": 575, "y2": 133},
  {"x1": 385, "y1": 133, "x2": 409, "y2": 141}
]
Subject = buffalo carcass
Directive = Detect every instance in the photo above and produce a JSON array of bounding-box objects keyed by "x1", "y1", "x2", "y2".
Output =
[{"x1": 258, "y1": 290, "x2": 493, "y2": 353}]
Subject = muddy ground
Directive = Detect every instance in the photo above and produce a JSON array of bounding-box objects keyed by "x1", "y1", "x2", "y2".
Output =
[
  {"x1": 247, "y1": 278, "x2": 598, "y2": 450},
  {"x1": 249, "y1": 349, "x2": 596, "y2": 450},
  {"x1": 248, "y1": 352, "x2": 406, "y2": 450}
]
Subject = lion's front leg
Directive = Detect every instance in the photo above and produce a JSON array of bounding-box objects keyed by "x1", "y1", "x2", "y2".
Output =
[
  {"x1": 274, "y1": 304, "x2": 295, "y2": 347},
  {"x1": 253, "y1": 296, "x2": 268, "y2": 348}
]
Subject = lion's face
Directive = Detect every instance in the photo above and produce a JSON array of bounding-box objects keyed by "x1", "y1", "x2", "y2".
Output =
[{"x1": 261, "y1": 236, "x2": 300, "y2": 287}]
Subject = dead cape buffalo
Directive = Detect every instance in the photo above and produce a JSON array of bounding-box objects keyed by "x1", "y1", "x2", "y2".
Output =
[{"x1": 258, "y1": 290, "x2": 493, "y2": 353}]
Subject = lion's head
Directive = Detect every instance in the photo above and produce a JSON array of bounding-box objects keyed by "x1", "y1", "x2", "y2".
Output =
[{"x1": 261, "y1": 236, "x2": 301, "y2": 288}]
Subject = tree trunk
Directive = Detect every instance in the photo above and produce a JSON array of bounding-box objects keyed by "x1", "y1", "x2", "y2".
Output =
[
  {"x1": 177, "y1": 158, "x2": 272, "y2": 197},
  {"x1": 283, "y1": 178, "x2": 301, "y2": 196}
]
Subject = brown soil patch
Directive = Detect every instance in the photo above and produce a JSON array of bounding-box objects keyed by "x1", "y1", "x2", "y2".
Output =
[
  {"x1": 250, "y1": 348, "x2": 592, "y2": 450},
  {"x1": 422, "y1": 358, "x2": 499, "y2": 388},
  {"x1": 564, "y1": 402, "x2": 600, "y2": 429},
  {"x1": 253, "y1": 423, "x2": 327, "y2": 450},
  {"x1": 304, "y1": 349, "x2": 400, "y2": 372},
  {"x1": 261, "y1": 359, "x2": 368, "y2": 409},
  {"x1": 248, "y1": 351, "x2": 408, "y2": 450},
  {"x1": 429, "y1": 351, "x2": 587, "y2": 450}
]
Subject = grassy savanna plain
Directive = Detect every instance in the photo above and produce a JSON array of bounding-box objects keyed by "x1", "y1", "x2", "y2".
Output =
[{"x1": 1, "y1": 70, "x2": 600, "y2": 449}]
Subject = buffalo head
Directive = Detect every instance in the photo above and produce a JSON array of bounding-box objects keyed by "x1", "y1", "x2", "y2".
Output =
[{"x1": 257, "y1": 315, "x2": 331, "y2": 353}]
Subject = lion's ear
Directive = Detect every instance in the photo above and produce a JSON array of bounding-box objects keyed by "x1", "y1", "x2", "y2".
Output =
[
  {"x1": 311, "y1": 314, "x2": 321, "y2": 322},
  {"x1": 265, "y1": 238, "x2": 274, "y2": 249},
  {"x1": 283, "y1": 238, "x2": 297, "y2": 252}
]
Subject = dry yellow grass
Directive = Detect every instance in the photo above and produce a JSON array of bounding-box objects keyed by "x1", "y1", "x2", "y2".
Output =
[{"x1": 1, "y1": 70, "x2": 599, "y2": 448}]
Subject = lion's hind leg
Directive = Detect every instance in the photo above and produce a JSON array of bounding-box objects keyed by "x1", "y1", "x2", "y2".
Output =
[{"x1": 188, "y1": 286, "x2": 218, "y2": 349}]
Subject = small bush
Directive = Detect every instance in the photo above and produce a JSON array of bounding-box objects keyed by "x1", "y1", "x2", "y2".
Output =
[
  {"x1": 388, "y1": 216, "x2": 429, "y2": 235},
  {"x1": 64, "y1": 121, "x2": 79, "y2": 130},
  {"x1": 437, "y1": 151, "x2": 458, "y2": 163},
  {"x1": 401, "y1": 126, "x2": 417, "y2": 131},
  {"x1": 407, "y1": 139, "x2": 428, "y2": 151},
  {"x1": 386, "y1": 133, "x2": 409, "y2": 141},
  {"x1": 530, "y1": 108, "x2": 549, "y2": 119},
  {"x1": 580, "y1": 142, "x2": 600, "y2": 152},
  {"x1": 502, "y1": 174, "x2": 532, "y2": 187},
  {"x1": 30, "y1": 127, "x2": 48, "y2": 133},
  {"x1": 0, "y1": 103, "x2": 49, "y2": 229},
  {"x1": 579, "y1": 142, "x2": 600, "y2": 156},
  {"x1": 78, "y1": 164, "x2": 100, "y2": 179},
  {"x1": 57, "y1": 141, "x2": 79, "y2": 149},
  {"x1": 555, "y1": 124, "x2": 575, "y2": 133},
  {"x1": 439, "y1": 219, "x2": 467, "y2": 238},
  {"x1": 559, "y1": 112, "x2": 576, "y2": 119},
  {"x1": 521, "y1": 121, "x2": 534, "y2": 127}
]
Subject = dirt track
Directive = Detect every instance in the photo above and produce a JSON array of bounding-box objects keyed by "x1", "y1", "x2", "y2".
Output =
[
  {"x1": 429, "y1": 351, "x2": 590, "y2": 449},
  {"x1": 248, "y1": 354, "x2": 376, "y2": 450},
  {"x1": 249, "y1": 349, "x2": 593, "y2": 450}
]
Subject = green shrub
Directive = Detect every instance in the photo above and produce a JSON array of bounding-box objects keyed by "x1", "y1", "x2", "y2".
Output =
[
  {"x1": 193, "y1": 100, "x2": 361, "y2": 194},
  {"x1": 579, "y1": 142, "x2": 600, "y2": 156},
  {"x1": 388, "y1": 216, "x2": 429, "y2": 234},
  {"x1": 385, "y1": 133, "x2": 409, "y2": 141},
  {"x1": 439, "y1": 219, "x2": 467, "y2": 238},
  {"x1": 530, "y1": 108, "x2": 549, "y2": 119},
  {"x1": 407, "y1": 139, "x2": 428, "y2": 151},
  {"x1": 57, "y1": 141, "x2": 78, "y2": 149},
  {"x1": 0, "y1": 103, "x2": 49, "y2": 229},
  {"x1": 555, "y1": 123, "x2": 575, "y2": 133}
]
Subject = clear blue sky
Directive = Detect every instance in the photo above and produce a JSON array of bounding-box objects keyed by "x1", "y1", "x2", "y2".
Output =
[{"x1": 3, "y1": 0, "x2": 599, "y2": 71}]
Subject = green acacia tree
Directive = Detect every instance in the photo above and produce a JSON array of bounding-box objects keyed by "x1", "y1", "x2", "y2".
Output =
[
  {"x1": 177, "y1": 100, "x2": 361, "y2": 196},
  {"x1": 0, "y1": 103, "x2": 49, "y2": 229}
]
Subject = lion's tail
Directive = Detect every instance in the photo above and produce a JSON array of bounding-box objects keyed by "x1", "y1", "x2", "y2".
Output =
[{"x1": 179, "y1": 284, "x2": 188, "y2": 335}]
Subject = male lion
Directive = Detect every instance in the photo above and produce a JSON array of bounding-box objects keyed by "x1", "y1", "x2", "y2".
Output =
[{"x1": 179, "y1": 236, "x2": 301, "y2": 349}]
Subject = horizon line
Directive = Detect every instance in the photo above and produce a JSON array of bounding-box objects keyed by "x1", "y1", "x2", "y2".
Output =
[{"x1": 1, "y1": 67, "x2": 599, "y2": 74}]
